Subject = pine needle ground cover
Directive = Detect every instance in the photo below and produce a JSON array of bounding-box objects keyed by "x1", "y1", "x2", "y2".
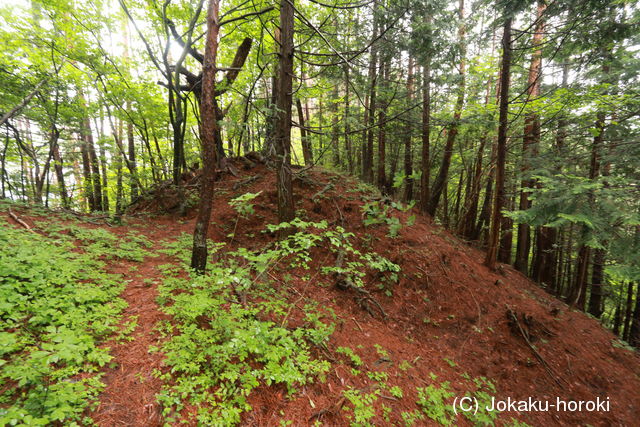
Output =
[{"x1": 0, "y1": 208, "x2": 152, "y2": 426}]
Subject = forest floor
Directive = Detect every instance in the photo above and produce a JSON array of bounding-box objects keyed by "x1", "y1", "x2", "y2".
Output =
[{"x1": 2, "y1": 159, "x2": 640, "y2": 426}]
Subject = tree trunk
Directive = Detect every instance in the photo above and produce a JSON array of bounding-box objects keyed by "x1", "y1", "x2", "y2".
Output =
[
  {"x1": 274, "y1": 0, "x2": 295, "y2": 226},
  {"x1": 403, "y1": 56, "x2": 415, "y2": 202},
  {"x1": 612, "y1": 300, "x2": 622, "y2": 337},
  {"x1": 514, "y1": 0, "x2": 546, "y2": 274},
  {"x1": 459, "y1": 136, "x2": 486, "y2": 239},
  {"x1": 361, "y1": 3, "x2": 379, "y2": 182},
  {"x1": 79, "y1": 136, "x2": 95, "y2": 212},
  {"x1": 86, "y1": 117, "x2": 103, "y2": 211},
  {"x1": 623, "y1": 283, "x2": 635, "y2": 342},
  {"x1": 99, "y1": 143, "x2": 109, "y2": 211},
  {"x1": 427, "y1": 0, "x2": 465, "y2": 216},
  {"x1": 127, "y1": 111, "x2": 138, "y2": 201},
  {"x1": 190, "y1": 0, "x2": 220, "y2": 273},
  {"x1": 498, "y1": 189, "x2": 513, "y2": 264},
  {"x1": 377, "y1": 59, "x2": 388, "y2": 192},
  {"x1": 629, "y1": 283, "x2": 640, "y2": 347},
  {"x1": 532, "y1": 64, "x2": 567, "y2": 289},
  {"x1": 363, "y1": 54, "x2": 378, "y2": 183},
  {"x1": 51, "y1": 132, "x2": 69, "y2": 209},
  {"x1": 588, "y1": 248, "x2": 606, "y2": 318},
  {"x1": 344, "y1": 65, "x2": 353, "y2": 174},
  {"x1": 331, "y1": 87, "x2": 340, "y2": 168},
  {"x1": 420, "y1": 61, "x2": 431, "y2": 214},
  {"x1": 296, "y1": 98, "x2": 313, "y2": 165},
  {"x1": 485, "y1": 15, "x2": 511, "y2": 270}
]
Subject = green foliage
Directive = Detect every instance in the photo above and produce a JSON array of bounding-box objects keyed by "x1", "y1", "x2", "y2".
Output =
[
  {"x1": 342, "y1": 387, "x2": 380, "y2": 426},
  {"x1": 266, "y1": 218, "x2": 400, "y2": 289},
  {"x1": 152, "y1": 218, "x2": 404, "y2": 424},
  {"x1": 336, "y1": 346, "x2": 363, "y2": 367},
  {"x1": 155, "y1": 240, "x2": 334, "y2": 425},
  {"x1": 361, "y1": 201, "x2": 415, "y2": 238},
  {"x1": 229, "y1": 191, "x2": 262, "y2": 217},
  {"x1": 464, "y1": 377, "x2": 498, "y2": 426},
  {"x1": 416, "y1": 382, "x2": 455, "y2": 426},
  {"x1": 0, "y1": 218, "x2": 149, "y2": 425}
]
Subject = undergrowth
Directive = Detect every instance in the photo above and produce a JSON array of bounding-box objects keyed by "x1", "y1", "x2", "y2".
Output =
[
  {"x1": 0, "y1": 214, "x2": 152, "y2": 425},
  {"x1": 153, "y1": 218, "x2": 400, "y2": 425}
]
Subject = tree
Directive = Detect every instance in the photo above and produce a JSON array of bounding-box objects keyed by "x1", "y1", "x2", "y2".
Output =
[
  {"x1": 274, "y1": 0, "x2": 296, "y2": 225},
  {"x1": 485, "y1": 12, "x2": 512, "y2": 270},
  {"x1": 191, "y1": 0, "x2": 220, "y2": 273},
  {"x1": 514, "y1": 0, "x2": 546, "y2": 273}
]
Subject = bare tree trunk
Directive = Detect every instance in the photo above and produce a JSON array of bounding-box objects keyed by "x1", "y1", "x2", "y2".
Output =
[
  {"x1": 630, "y1": 282, "x2": 640, "y2": 347},
  {"x1": 344, "y1": 65, "x2": 353, "y2": 174},
  {"x1": 86, "y1": 123, "x2": 103, "y2": 211},
  {"x1": 532, "y1": 64, "x2": 567, "y2": 289},
  {"x1": 377, "y1": 59, "x2": 388, "y2": 192},
  {"x1": 588, "y1": 248, "x2": 606, "y2": 318},
  {"x1": 126, "y1": 107, "x2": 138, "y2": 201},
  {"x1": 403, "y1": 56, "x2": 414, "y2": 202},
  {"x1": 79, "y1": 136, "x2": 95, "y2": 212},
  {"x1": 51, "y1": 134, "x2": 69, "y2": 209},
  {"x1": 274, "y1": 0, "x2": 295, "y2": 226},
  {"x1": 485, "y1": 15, "x2": 511, "y2": 270},
  {"x1": 623, "y1": 283, "x2": 635, "y2": 342},
  {"x1": 331, "y1": 87, "x2": 340, "y2": 168},
  {"x1": 427, "y1": 0, "x2": 465, "y2": 216},
  {"x1": 420, "y1": 61, "x2": 431, "y2": 213},
  {"x1": 498, "y1": 189, "x2": 514, "y2": 264},
  {"x1": 296, "y1": 98, "x2": 313, "y2": 165},
  {"x1": 613, "y1": 300, "x2": 622, "y2": 337},
  {"x1": 361, "y1": 2, "x2": 379, "y2": 181},
  {"x1": 515, "y1": 0, "x2": 546, "y2": 273},
  {"x1": 1, "y1": 124, "x2": 9, "y2": 199},
  {"x1": 191, "y1": 0, "x2": 220, "y2": 273}
]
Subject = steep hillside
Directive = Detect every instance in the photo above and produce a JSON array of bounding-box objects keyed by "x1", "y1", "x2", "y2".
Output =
[{"x1": 1, "y1": 162, "x2": 639, "y2": 426}]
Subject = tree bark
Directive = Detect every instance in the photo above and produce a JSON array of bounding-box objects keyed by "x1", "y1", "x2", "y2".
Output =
[
  {"x1": 79, "y1": 135, "x2": 95, "y2": 212},
  {"x1": 296, "y1": 98, "x2": 313, "y2": 165},
  {"x1": 86, "y1": 118, "x2": 103, "y2": 211},
  {"x1": 191, "y1": 0, "x2": 220, "y2": 273},
  {"x1": 629, "y1": 283, "x2": 640, "y2": 347},
  {"x1": 515, "y1": 0, "x2": 546, "y2": 273},
  {"x1": 420, "y1": 61, "x2": 431, "y2": 214},
  {"x1": 485, "y1": 15, "x2": 511, "y2": 270},
  {"x1": 403, "y1": 56, "x2": 414, "y2": 202},
  {"x1": 274, "y1": 0, "x2": 295, "y2": 226},
  {"x1": 623, "y1": 283, "x2": 635, "y2": 342},
  {"x1": 588, "y1": 248, "x2": 606, "y2": 318},
  {"x1": 127, "y1": 109, "x2": 139, "y2": 201},
  {"x1": 51, "y1": 130, "x2": 69, "y2": 209},
  {"x1": 344, "y1": 65, "x2": 353, "y2": 174},
  {"x1": 377, "y1": 59, "x2": 388, "y2": 192},
  {"x1": 427, "y1": 0, "x2": 465, "y2": 217}
]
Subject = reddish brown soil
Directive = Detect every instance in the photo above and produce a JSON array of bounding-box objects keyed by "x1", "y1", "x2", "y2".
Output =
[
  {"x1": 4, "y1": 160, "x2": 640, "y2": 426},
  {"x1": 88, "y1": 221, "x2": 185, "y2": 427}
]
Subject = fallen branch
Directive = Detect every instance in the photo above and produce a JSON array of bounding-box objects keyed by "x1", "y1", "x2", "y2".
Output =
[
  {"x1": 8, "y1": 209, "x2": 36, "y2": 233},
  {"x1": 312, "y1": 182, "x2": 334, "y2": 202},
  {"x1": 232, "y1": 174, "x2": 261, "y2": 190},
  {"x1": 506, "y1": 307, "x2": 566, "y2": 388}
]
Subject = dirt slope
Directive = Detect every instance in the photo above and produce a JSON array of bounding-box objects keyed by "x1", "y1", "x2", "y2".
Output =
[{"x1": 4, "y1": 160, "x2": 640, "y2": 426}]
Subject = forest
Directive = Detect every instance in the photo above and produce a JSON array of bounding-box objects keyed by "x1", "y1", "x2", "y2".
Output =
[{"x1": 1, "y1": 0, "x2": 639, "y2": 425}]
